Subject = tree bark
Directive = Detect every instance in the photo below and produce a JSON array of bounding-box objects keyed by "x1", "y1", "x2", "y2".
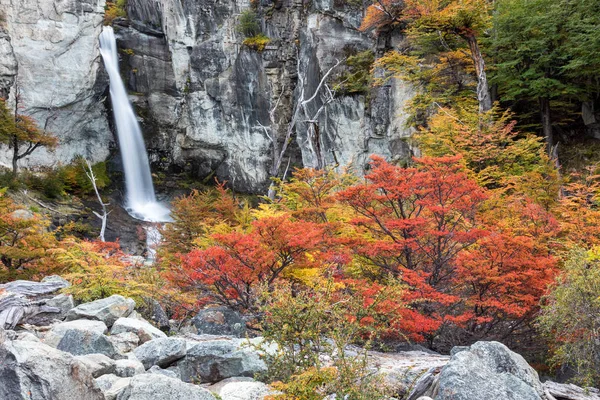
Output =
[
  {"x1": 465, "y1": 34, "x2": 492, "y2": 114},
  {"x1": 11, "y1": 135, "x2": 18, "y2": 176},
  {"x1": 539, "y1": 97, "x2": 553, "y2": 155}
]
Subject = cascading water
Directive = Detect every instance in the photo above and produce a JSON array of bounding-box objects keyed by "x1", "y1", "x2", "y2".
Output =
[{"x1": 99, "y1": 26, "x2": 171, "y2": 222}]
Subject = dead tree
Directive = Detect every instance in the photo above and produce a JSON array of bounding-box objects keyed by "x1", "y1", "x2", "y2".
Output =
[
  {"x1": 84, "y1": 159, "x2": 110, "y2": 242},
  {"x1": 259, "y1": 57, "x2": 343, "y2": 200},
  {"x1": 0, "y1": 278, "x2": 69, "y2": 329}
]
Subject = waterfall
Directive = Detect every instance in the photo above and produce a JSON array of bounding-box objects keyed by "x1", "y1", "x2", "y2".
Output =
[{"x1": 99, "y1": 26, "x2": 171, "y2": 222}]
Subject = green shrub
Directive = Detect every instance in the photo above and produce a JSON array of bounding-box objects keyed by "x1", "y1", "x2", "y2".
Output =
[
  {"x1": 237, "y1": 10, "x2": 261, "y2": 37},
  {"x1": 539, "y1": 247, "x2": 600, "y2": 387},
  {"x1": 256, "y1": 280, "x2": 390, "y2": 399},
  {"x1": 333, "y1": 50, "x2": 375, "y2": 95},
  {"x1": 104, "y1": 0, "x2": 127, "y2": 25}
]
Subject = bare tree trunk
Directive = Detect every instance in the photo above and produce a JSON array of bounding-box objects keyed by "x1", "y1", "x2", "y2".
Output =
[
  {"x1": 262, "y1": 58, "x2": 342, "y2": 200},
  {"x1": 85, "y1": 159, "x2": 110, "y2": 242},
  {"x1": 11, "y1": 135, "x2": 18, "y2": 176},
  {"x1": 465, "y1": 34, "x2": 492, "y2": 114},
  {"x1": 539, "y1": 97, "x2": 554, "y2": 156}
]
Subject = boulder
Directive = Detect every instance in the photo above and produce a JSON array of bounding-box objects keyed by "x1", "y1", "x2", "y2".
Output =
[
  {"x1": 106, "y1": 377, "x2": 132, "y2": 400},
  {"x1": 45, "y1": 319, "x2": 108, "y2": 347},
  {"x1": 96, "y1": 373, "x2": 121, "y2": 391},
  {"x1": 108, "y1": 331, "x2": 141, "y2": 354},
  {"x1": 133, "y1": 337, "x2": 187, "y2": 369},
  {"x1": 116, "y1": 373, "x2": 216, "y2": 400},
  {"x1": 111, "y1": 317, "x2": 167, "y2": 343},
  {"x1": 192, "y1": 306, "x2": 246, "y2": 337},
  {"x1": 56, "y1": 327, "x2": 119, "y2": 358},
  {"x1": 178, "y1": 338, "x2": 267, "y2": 383},
  {"x1": 147, "y1": 365, "x2": 179, "y2": 379},
  {"x1": 208, "y1": 377, "x2": 275, "y2": 400},
  {"x1": 25, "y1": 294, "x2": 75, "y2": 325},
  {"x1": 75, "y1": 353, "x2": 117, "y2": 377},
  {"x1": 115, "y1": 359, "x2": 146, "y2": 377},
  {"x1": 0, "y1": 339, "x2": 104, "y2": 400},
  {"x1": 66, "y1": 295, "x2": 135, "y2": 327},
  {"x1": 436, "y1": 341, "x2": 545, "y2": 400},
  {"x1": 16, "y1": 331, "x2": 41, "y2": 342}
]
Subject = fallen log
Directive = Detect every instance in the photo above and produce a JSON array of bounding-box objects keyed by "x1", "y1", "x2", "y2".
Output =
[
  {"x1": 0, "y1": 277, "x2": 69, "y2": 329},
  {"x1": 544, "y1": 381, "x2": 600, "y2": 400}
]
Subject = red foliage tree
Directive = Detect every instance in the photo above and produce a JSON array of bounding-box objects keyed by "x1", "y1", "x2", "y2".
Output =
[{"x1": 171, "y1": 214, "x2": 343, "y2": 311}]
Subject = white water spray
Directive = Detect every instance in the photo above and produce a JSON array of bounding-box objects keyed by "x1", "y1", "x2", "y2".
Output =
[{"x1": 99, "y1": 26, "x2": 171, "y2": 222}]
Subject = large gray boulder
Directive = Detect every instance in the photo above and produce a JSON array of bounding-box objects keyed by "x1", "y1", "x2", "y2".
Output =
[
  {"x1": 0, "y1": 338, "x2": 104, "y2": 400},
  {"x1": 192, "y1": 306, "x2": 246, "y2": 337},
  {"x1": 57, "y1": 327, "x2": 120, "y2": 358},
  {"x1": 115, "y1": 359, "x2": 146, "y2": 377},
  {"x1": 108, "y1": 331, "x2": 141, "y2": 354},
  {"x1": 44, "y1": 319, "x2": 108, "y2": 347},
  {"x1": 66, "y1": 295, "x2": 136, "y2": 327},
  {"x1": 133, "y1": 337, "x2": 187, "y2": 369},
  {"x1": 178, "y1": 338, "x2": 267, "y2": 383},
  {"x1": 208, "y1": 377, "x2": 275, "y2": 400},
  {"x1": 116, "y1": 373, "x2": 216, "y2": 400},
  {"x1": 75, "y1": 353, "x2": 117, "y2": 377},
  {"x1": 436, "y1": 341, "x2": 545, "y2": 400},
  {"x1": 111, "y1": 317, "x2": 167, "y2": 343}
]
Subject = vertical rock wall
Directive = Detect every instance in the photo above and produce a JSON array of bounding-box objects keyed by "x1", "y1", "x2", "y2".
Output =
[{"x1": 0, "y1": 0, "x2": 112, "y2": 167}]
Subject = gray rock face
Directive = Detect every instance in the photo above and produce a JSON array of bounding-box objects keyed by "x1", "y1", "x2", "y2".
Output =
[
  {"x1": 96, "y1": 373, "x2": 122, "y2": 392},
  {"x1": 56, "y1": 326, "x2": 119, "y2": 358},
  {"x1": 117, "y1": 373, "x2": 217, "y2": 400},
  {"x1": 133, "y1": 337, "x2": 187, "y2": 369},
  {"x1": 208, "y1": 377, "x2": 275, "y2": 400},
  {"x1": 178, "y1": 338, "x2": 267, "y2": 384},
  {"x1": 0, "y1": 339, "x2": 104, "y2": 400},
  {"x1": 0, "y1": 0, "x2": 112, "y2": 169},
  {"x1": 115, "y1": 359, "x2": 146, "y2": 377},
  {"x1": 192, "y1": 307, "x2": 246, "y2": 337},
  {"x1": 75, "y1": 353, "x2": 117, "y2": 377},
  {"x1": 108, "y1": 331, "x2": 141, "y2": 354},
  {"x1": 66, "y1": 295, "x2": 136, "y2": 327},
  {"x1": 436, "y1": 341, "x2": 545, "y2": 400},
  {"x1": 147, "y1": 365, "x2": 179, "y2": 379},
  {"x1": 111, "y1": 317, "x2": 167, "y2": 343},
  {"x1": 112, "y1": 0, "x2": 414, "y2": 192},
  {"x1": 44, "y1": 319, "x2": 109, "y2": 347}
]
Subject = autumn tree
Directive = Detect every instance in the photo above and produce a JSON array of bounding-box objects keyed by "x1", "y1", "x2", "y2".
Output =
[
  {"x1": 0, "y1": 99, "x2": 57, "y2": 175},
  {"x1": 0, "y1": 189, "x2": 57, "y2": 282},
  {"x1": 362, "y1": 0, "x2": 493, "y2": 114},
  {"x1": 168, "y1": 214, "x2": 341, "y2": 311}
]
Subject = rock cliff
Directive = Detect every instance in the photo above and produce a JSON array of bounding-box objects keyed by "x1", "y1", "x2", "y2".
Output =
[{"x1": 0, "y1": 0, "x2": 414, "y2": 192}]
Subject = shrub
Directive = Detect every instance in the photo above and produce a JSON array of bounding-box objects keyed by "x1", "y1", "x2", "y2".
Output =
[
  {"x1": 237, "y1": 10, "x2": 261, "y2": 37},
  {"x1": 539, "y1": 247, "x2": 600, "y2": 387},
  {"x1": 258, "y1": 279, "x2": 392, "y2": 399},
  {"x1": 333, "y1": 50, "x2": 375, "y2": 95},
  {"x1": 243, "y1": 34, "x2": 271, "y2": 51},
  {"x1": 104, "y1": 0, "x2": 127, "y2": 25}
]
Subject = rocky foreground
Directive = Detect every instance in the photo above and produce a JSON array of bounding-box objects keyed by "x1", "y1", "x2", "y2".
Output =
[{"x1": 0, "y1": 277, "x2": 598, "y2": 400}]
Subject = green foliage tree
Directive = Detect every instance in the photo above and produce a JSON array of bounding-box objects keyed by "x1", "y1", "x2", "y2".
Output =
[{"x1": 539, "y1": 247, "x2": 600, "y2": 387}]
